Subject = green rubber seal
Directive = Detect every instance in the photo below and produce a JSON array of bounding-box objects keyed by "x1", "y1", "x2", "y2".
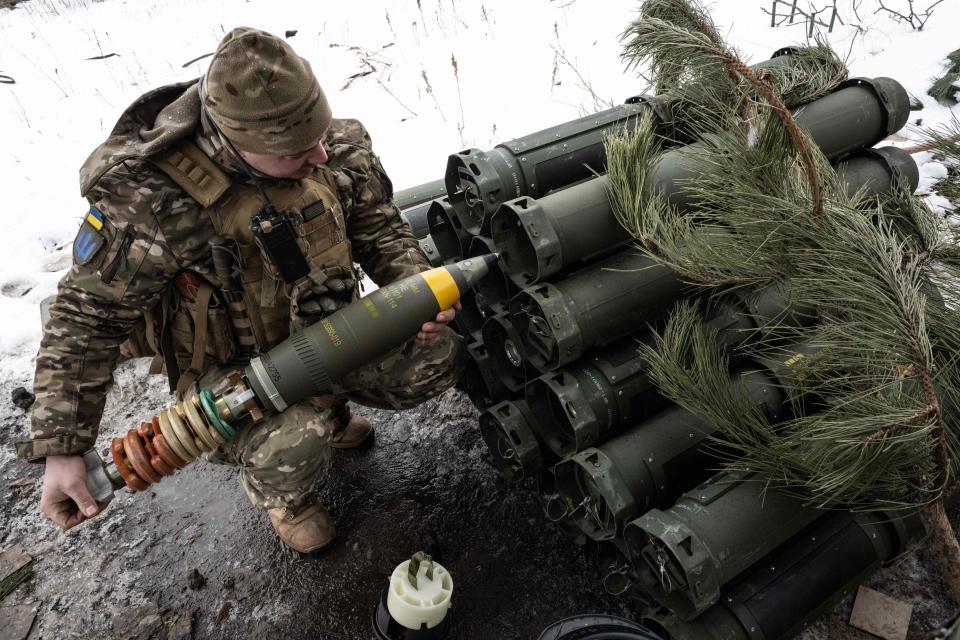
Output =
[{"x1": 199, "y1": 388, "x2": 236, "y2": 440}]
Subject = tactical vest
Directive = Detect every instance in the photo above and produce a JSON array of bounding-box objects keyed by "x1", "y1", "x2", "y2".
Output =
[{"x1": 145, "y1": 141, "x2": 355, "y2": 392}]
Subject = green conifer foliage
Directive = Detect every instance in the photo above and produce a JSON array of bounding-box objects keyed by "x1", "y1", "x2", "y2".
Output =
[{"x1": 609, "y1": 0, "x2": 960, "y2": 599}]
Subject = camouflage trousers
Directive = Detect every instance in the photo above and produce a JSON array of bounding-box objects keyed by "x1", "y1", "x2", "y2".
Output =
[{"x1": 206, "y1": 329, "x2": 463, "y2": 509}]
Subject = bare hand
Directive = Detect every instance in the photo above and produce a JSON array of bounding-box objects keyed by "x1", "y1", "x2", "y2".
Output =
[
  {"x1": 416, "y1": 301, "x2": 461, "y2": 345},
  {"x1": 40, "y1": 455, "x2": 106, "y2": 529}
]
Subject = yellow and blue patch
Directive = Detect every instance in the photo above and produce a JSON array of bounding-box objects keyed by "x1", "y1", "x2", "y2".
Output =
[
  {"x1": 73, "y1": 207, "x2": 106, "y2": 265},
  {"x1": 84, "y1": 207, "x2": 103, "y2": 230}
]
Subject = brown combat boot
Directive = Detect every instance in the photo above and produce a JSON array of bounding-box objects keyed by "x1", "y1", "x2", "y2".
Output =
[
  {"x1": 267, "y1": 500, "x2": 336, "y2": 554},
  {"x1": 329, "y1": 402, "x2": 373, "y2": 449}
]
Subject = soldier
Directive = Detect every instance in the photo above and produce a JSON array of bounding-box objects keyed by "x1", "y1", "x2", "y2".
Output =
[{"x1": 15, "y1": 27, "x2": 463, "y2": 554}]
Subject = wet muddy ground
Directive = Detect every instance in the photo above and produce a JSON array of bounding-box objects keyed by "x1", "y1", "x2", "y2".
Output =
[
  {"x1": 1, "y1": 359, "x2": 635, "y2": 640},
  {"x1": 2, "y1": 358, "x2": 958, "y2": 640}
]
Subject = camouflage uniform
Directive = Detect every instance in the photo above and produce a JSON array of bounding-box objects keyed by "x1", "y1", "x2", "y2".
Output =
[{"x1": 16, "y1": 78, "x2": 463, "y2": 509}]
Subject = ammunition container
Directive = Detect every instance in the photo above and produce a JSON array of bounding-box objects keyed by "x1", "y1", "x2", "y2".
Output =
[
  {"x1": 426, "y1": 195, "x2": 473, "y2": 263},
  {"x1": 526, "y1": 301, "x2": 753, "y2": 456},
  {"x1": 654, "y1": 510, "x2": 912, "y2": 640},
  {"x1": 510, "y1": 250, "x2": 687, "y2": 372},
  {"x1": 555, "y1": 369, "x2": 786, "y2": 543},
  {"x1": 481, "y1": 312, "x2": 533, "y2": 393},
  {"x1": 452, "y1": 287, "x2": 485, "y2": 342},
  {"x1": 796, "y1": 77, "x2": 910, "y2": 157},
  {"x1": 752, "y1": 341, "x2": 824, "y2": 414},
  {"x1": 478, "y1": 399, "x2": 551, "y2": 479},
  {"x1": 418, "y1": 234, "x2": 444, "y2": 267},
  {"x1": 394, "y1": 178, "x2": 447, "y2": 211},
  {"x1": 492, "y1": 118, "x2": 917, "y2": 287},
  {"x1": 396, "y1": 178, "x2": 447, "y2": 240},
  {"x1": 468, "y1": 235, "x2": 515, "y2": 317},
  {"x1": 460, "y1": 341, "x2": 512, "y2": 410},
  {"x1": 445, "y1": 52, "x2": 818, "y2": 231},
  {"x1": 837, "y1": 145, "x2": 921, "y2": 199},
  {"x1": 653, "y1": 77, "x2": 910, "y2": 212},
  {"x1": 732, "y1": 280, "x2": 816, "y2": 343},
  {"x1": 624, "y1": 469, "x2": 822, "y2": 620},
  {"x1": 445, "y1": 100, "x2": 669, "y2": 233},
  {"x1": 526, "y1": 332, "x2": 667, "y2": 458},
  {"x1": 491, "y1": 178, "x2": 628, "y2": 288}
]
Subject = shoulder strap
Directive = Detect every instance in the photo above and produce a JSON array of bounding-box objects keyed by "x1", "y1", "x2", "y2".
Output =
[
  {"x1": 153, "y1": 141, "x2": 231, "y2": 208},
  {"x1": 143, "y1": 306, "x2": 165, "y2": 376},
  {"x1": 157, "y1": 287, "x2": 181, "y2": 392},
  {"x1": 174, "y1": 281, "x2": 214, "y2": 394}
]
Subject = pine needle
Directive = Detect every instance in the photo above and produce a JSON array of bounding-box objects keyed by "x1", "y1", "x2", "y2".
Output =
[{"x1": 606, "y1": 0, "x2": 960, "y2": 513}]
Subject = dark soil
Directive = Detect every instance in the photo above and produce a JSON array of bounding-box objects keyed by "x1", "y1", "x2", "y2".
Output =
[
  {"x1": 3, "y1": 355, "x2": 960, "y2": 640},
  {"x1": 1, "y1": 359, "x2": 633, "y2": 640}
]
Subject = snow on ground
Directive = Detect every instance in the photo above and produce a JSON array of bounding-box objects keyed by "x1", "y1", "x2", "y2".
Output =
[
  {"x1": 0, "y1": 0, "x2": 959, "y2": 636},
  {"x1": 0, "y1": 0, "x2": 958, "y2": 385}
]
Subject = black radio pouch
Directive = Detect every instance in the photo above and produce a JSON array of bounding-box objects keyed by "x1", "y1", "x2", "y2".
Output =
[{"x1": 251, "y1": 207, "x2": 311, "y2": 284}]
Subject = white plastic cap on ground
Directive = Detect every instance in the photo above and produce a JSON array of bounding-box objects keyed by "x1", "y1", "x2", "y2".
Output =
[{"x1": 386, "y1": 558, "x2": 453, "y2": 630}]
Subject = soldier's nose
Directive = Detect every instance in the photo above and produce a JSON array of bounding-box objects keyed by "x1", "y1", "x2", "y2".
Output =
[{"x1": 307, "y1": 143, "x2": 328, "y2": 167}]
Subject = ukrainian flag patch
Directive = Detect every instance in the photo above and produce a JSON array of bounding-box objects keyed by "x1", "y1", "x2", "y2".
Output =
[
  {"x1": 73, "y1": 206, "x2": 107, "y2": 265},
  {"x1": 84, "y1": 206, "x2": 103, "y2": 230}
]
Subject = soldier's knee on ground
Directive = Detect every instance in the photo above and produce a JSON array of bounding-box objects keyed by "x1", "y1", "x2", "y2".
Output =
[
  {"x1": 344, "y1": 328, "x2": 464, "y2": 410},
  {"x1": 405, "y1": 328, "x2": 465, "y2": 395},
  {"x1": 227, "y1": 404, "x2": 334, "y2": 508}
]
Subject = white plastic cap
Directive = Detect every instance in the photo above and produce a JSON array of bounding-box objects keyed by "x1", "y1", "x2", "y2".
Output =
[{"x1": 386, "y1": 558, "x2": 453, "y2": 630}]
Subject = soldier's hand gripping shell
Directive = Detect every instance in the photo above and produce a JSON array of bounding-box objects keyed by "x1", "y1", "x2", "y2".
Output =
[
  {"x1": 290, "y1": 266, "x2": 356, "y2": 331},
  {"x1": 40, "y1": 455, "x2": 107, "y2": 529}
]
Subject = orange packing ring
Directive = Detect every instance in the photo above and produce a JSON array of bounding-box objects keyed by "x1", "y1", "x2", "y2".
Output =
[
  {"x1": 153, "y1": 434, "x2": 186, "y2": 470},
  {"x1": 123, "y1": 430, "x2": 163, "y2": 484},
  {"x1": 137, "y1": 419, "x2": 177, "y2": 476},
  {"x1": 152, "y1": 419, "x2": 187, "y2": 469},
  {"x1": 150, "y1": 454, "x2": 175, "y2": 477},
  {"x1": 110, "y1": 438, "x2": 149, "y2": 492},
  {"x1": 140, "y1": 423, "x2": 160, "y2": 459}
]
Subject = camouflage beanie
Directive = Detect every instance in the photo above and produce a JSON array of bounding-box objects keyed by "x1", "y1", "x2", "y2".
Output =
[{"x1": 201, "y1": 27, "x2": 332, "y2": 155}]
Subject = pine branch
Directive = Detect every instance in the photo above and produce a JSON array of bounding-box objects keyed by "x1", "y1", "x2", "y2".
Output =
[
  {"x1": 615, "y1": 0, "x2": 960, "y2": 600},
  {"x1": 720, "y1": 55, "x2": 825, "y2": 225},
  {"x1": 621, "y1": 0, "x2": 736, "y2": 95},
  {"x1": 915, "y1": 113, "x2": 960, "y2": 161},
  {"x1": 639, "y1": 300, "x2": 780, "y2": 453}
]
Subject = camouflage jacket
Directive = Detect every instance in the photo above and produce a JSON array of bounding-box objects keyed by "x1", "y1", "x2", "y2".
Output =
[{"x1": 16, "y1": 80, "x2": 430, "y2": 461}]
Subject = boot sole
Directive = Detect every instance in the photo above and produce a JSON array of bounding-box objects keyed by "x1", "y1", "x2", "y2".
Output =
[
  {"x1": 288, "y1": 536, "x2": 337, "y2": 556},
  {"x1": 329, "y1": 429, "x2": 375, "y2": 450}
]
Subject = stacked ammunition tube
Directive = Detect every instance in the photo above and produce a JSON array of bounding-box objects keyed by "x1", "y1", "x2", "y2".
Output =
[{"x1": 394, "y1": 64, "x2": 921, "y2": 640}]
